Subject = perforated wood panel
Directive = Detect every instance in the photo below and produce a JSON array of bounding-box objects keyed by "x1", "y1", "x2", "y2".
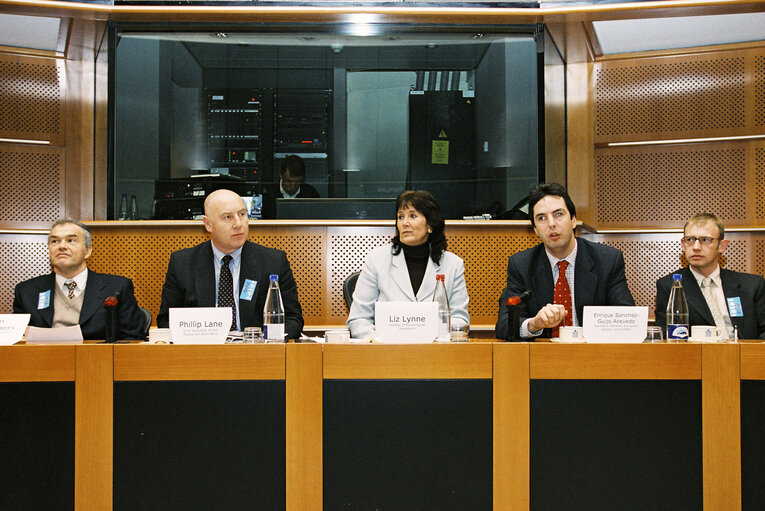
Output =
[
  {"x1": 756, "y1": 55, "x2": 765, "y2": 127},
  {"x1": 446, "y1": 226, "x2": 539, "y2": 325},
  {"x1": 757, "y1": 146, "x2": 765, "y2": 220},
  {"x1": 0, "y1": 53, "x2": 64, "y2": 143},
  {"x1": 0, "y1": 234, "x2": 49, "y2": 312},
  {"x1": 0, "y1": 144, "x2": 66, "y2": 228},
  {"x1": 327, "y1": 227, "x2": 391, "y2": 322},
  {"x1": 592, "y1": 233, "x2": 752, "y2": 316},
  {"x1": 755, "y1": 236, "x2": 765, "y2": 279},
  {"x1": 594, "y1": 54, "x2": 747, "y2": 142},
  {"x1": 594, "y1": 143, "x2": 747, "y2": 228}
]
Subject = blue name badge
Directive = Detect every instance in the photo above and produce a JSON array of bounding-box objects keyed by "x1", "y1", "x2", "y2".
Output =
[
  {"x1": 38, "y1": 290, "x2": 51, "y2": 310},
  {"x1": 240, "y1": 279, "x2": 257, "y2": 301},
  {"x1": 727, "y1": 297, "x2": 744, "y2": 318}
]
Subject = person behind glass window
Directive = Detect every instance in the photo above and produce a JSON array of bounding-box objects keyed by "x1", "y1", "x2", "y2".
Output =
[
  {"x1": 263, "y1": 155, "x2": 320, "y2": 218},
  {"x1": 495, "y1": 182, "x2": 634, "y2": 340},
  {"x1": 346, "y1": 190, "x2": 469, "y2": 339},
  {"x1": 655, "y1": 212, "x2": 765, "y2": 339},
  {"x1": 13, "y1": 218, "x2": 145, "y2": 340}
]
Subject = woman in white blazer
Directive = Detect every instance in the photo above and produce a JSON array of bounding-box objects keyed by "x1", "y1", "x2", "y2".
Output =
[{"x1": 346, "y1": 190, "x2": 470, "y2": 339}]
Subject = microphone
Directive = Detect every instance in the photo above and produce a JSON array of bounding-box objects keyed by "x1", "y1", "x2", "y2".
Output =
[
  {"x1": 103, "y1": 292, "x2": 121, "y2": 343},
  {"x1": 506, "y1": 290, "x2": 531, "y2": 341},
  {"x1": 505, "y1": 290, "x2": 531, "y2": 307}
]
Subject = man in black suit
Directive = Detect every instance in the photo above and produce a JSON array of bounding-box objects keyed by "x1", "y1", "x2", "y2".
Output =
[
  {"x1": 495, "y1": 183, "x2": 635, "y2": 340},
  {"x1": 157, "y1": 188, "x2": 304, "y2": 338},
  {"x1": 263, "y1": 155, "x2": 320, "y2": 219},
  {"x1": 13, "y1": 219, "x2": 145, "y2": 340},
  {"x1": 655, "y1": 213, "x2": 765, "y2": 339}
]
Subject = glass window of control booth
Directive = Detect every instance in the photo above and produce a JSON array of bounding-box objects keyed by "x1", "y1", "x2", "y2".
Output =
[{"x1": 111, "y1": 25, "x2": 564, "y2": 220}]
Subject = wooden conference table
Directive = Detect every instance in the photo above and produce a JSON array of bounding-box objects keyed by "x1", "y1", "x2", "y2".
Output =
[{"x1": 2, "y1": 340, "x2": 764, "y2": 510}]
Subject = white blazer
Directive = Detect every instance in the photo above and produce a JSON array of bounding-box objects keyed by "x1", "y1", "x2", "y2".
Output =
[{"x1": 346, "y1": 244, "x2": 470, "y2": 339}]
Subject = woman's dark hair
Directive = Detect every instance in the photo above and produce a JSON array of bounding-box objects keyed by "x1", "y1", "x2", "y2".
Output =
[{"x1": 391, "y1": 190, "x2": 446, "y2": 264}]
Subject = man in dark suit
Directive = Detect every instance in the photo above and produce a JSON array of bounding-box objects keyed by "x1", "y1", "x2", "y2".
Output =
[
  {"x1": 655, "y1": 213, "x2": 765, "y2": 339},
  {"x1": 13, "y1": 219, "x2": 145, "y2": 340},
  {"x1": 262, "y1": 155, "x2": 320, "y2": 219},
  {"x1": 495, "y1": 183, "x2": 635, "y2": 340},
  {"x1": 157, "y1": 188, "x2": 304, "y2": 338}
]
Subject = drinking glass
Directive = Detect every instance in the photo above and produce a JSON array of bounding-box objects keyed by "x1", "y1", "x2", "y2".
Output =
[{"x1": 644, "y1": 326, "x2": 664, "y2": 343}]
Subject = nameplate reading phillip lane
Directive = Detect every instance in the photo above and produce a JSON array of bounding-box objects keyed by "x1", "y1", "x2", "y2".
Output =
[
  {"x1": 169, "y1": 307, "x2": 232, "y2": 344},
  {"x1": 583, "y1": 306, "x2": 649, "y2": 343},
  {"x1": 374, "y1": 301, "x2": 438, "y2": 343}
]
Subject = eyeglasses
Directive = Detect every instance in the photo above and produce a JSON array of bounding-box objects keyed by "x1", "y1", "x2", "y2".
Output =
[{"x1": 682, "y1": 236, "x2": 720, "y2": 245}]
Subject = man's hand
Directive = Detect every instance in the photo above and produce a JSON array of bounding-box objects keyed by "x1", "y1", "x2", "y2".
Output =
[{"x1": 528, "y1": 303, "x2": 567, "y2": 333}]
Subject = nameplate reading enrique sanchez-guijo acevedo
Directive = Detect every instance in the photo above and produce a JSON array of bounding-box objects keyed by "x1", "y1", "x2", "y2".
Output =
[
  {"x1": 374, "y1": 301, "x2": 438, "y2": 343},
  {"x1": 169, "y1": 307, "x2": 232, "y2": 344}
]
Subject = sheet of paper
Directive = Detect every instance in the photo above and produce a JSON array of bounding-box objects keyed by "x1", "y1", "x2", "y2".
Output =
[
  {"x1": 374, "y1": 301, "x2": 439, "y2": 343},
  {"x1": 0, "y1": 314, "x2": 31, "y2": 345},
  {"x1": 25, "y1": 324, "x2": 84, "y2": 344},
  {"x1": 583, "y1": 306, "x2": 649, "y2": 343},
  {"x1": 169, "y1": 307, "x2": 232, "y2": 344}
]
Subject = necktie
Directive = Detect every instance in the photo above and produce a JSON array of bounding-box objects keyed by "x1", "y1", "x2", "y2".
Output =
[
  {"x1": 64, "y1": 281, "x2": 76, "y2": 299},
  {"x1": 218, "y1": 255, "x2": 237, "y2": 330},
  {"x1": 552, "y1": 260, "x2": 573, "y2": 338},
  {"x1": 701, "y1": 277, "x2": 734, "y2": 340}
]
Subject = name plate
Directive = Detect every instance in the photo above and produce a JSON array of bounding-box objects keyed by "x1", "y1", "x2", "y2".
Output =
[
  {"x1": 0, "y1": 314, "x2": 30, "y2": 345},
  {"x1": 169, "y1": 307, "x2": 232, "y2": 344},
  {"x1": 583, "y1": 306, "x2": 649, "y2": 343},
  {"x1": 374, "y1": 301, "x2": 438, "y2": 343}
]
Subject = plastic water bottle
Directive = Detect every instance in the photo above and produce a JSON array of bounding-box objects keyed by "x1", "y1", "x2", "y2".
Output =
[
  {"x1": 433, "y1": 274, "x2": 450, "y2": 342},
  {"x1": 263, "y1": 274, "x2": 285, "y2": 341},
  {"x1": 129, "y1": 194, "x2": 139, "y2": 220},
  {"x1": 666, "y1": 273, "x2": 690, "y2": 341},
  {"x1": 118, "y1": 194, "x2": 128, "y2": 220}
]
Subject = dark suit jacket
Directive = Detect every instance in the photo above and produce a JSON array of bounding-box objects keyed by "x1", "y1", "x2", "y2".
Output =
[
  {"x1": 495, "y1": 238, "x2": 635, "y2": 340},
  {"x1": 156, "y1": 240, "x2": 304, "y2": 338},
  {"x1": 13, "y1": 270, "x2": 146, "y2": 340},
  {"x1": 655, "y1": 267, "x2": 765, "y2": 339}
]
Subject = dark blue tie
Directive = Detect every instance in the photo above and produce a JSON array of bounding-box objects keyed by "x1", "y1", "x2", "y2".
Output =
[{"x1": 218, "y1": 255, "x2": 237, "y2": 330}]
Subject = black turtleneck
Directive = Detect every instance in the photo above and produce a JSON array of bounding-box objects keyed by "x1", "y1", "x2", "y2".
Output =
[{"x1": 402, "y1": 242, "x2": 430, "y2": 296}]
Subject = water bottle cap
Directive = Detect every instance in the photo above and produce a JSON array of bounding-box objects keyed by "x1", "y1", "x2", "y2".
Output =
[
  {"x1": 436, "y1": 274, "x2": 445, "y2": 281},
  {"x1": 672, "y1": 273, "x2": 683, "y2": 281},
  {"x1": 269, "y1": 274, "x2": 279, "y2": 282}
]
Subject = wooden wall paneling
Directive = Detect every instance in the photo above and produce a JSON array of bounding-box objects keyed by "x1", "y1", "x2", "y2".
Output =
[
  {"x1": 285, "y1": 343, "x2": 322, "y2": 511},
  {"x1": 755, "y1": 141, "x2": 765, "y2": 221},
  {"x1": 565, "y1": 61, "x2": 595, "y2": 224},
  {"x1": 74, "y1": 344, "x2": 113, "y2": 511},
  {"x1": 702, "y1": 343, "x2": 742, "y2": 510},
  {"x1": 0, "y1": 142, "x2": 66, "y2": 230},
  {"x1": 493, "y1": 342, "x2": 530, "y2": 511},
  {"x1": 327, "y1": 225, "x2": 391, "y2": 324},
  {"x1": 0, "y1": 233, "x2": 49, "y2": 313},
  {"x1": 593, "y1": 141, "x2": 751, "y2": 229},
  {"x1": 592, "y1": 48, "x2": 765, "y2": 145},
  {"x1": 65, "y1": 18, "x2": 99, "y2": 221},
  {"x1": 445, "y1": 223, "x2": 538, "y2": 328},
  {"x1": 756, "y1": 53, "x2": 765, "y2": 128},
  {"x1": 0, "y1": 51, "x2": 65, "y2": 145}
]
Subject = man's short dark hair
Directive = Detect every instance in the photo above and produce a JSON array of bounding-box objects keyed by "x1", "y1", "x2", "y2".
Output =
[
  {"x1": 280, "y1": 155, "x2": 306, "y2": 178},
  {"x1": 527, "y1": 182, "x2": 577, "y2": 227}
]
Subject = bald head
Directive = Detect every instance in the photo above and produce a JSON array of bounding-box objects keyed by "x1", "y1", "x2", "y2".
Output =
[{"x1": 203, "y1": 189, "x2": 249, "y2": 254}]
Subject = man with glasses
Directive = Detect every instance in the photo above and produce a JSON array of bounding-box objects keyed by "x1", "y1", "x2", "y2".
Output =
[{"x1": 655, "y1": 213, "x2": 765, "y2": 339}]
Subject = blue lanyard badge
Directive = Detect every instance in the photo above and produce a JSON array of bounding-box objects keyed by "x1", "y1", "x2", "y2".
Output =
[
  {"x1": 727, "y1": 297, "x2": 744, "y2": 317},
  {"x1": 240, "y1": 279, "x2": 257, "y2": 301},
  {"x1": 38, "y1": 290, "x2": 51, "y2": 309}
]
